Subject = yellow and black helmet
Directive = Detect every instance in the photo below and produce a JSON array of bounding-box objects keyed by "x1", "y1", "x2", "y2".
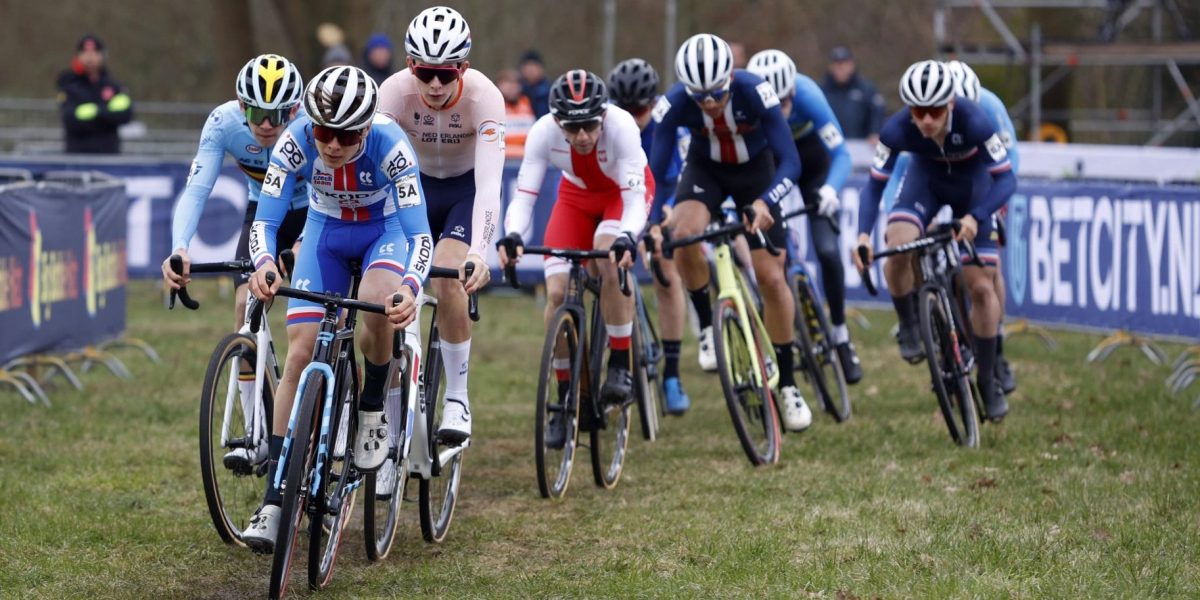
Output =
[{"x1": 236, "y1": 54, "x2": 304, "y2": 110}]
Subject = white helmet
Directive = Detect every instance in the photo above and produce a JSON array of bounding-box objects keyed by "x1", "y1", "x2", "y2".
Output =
[
  {"x1": 899, "y1": 60, "x2": 955, "y2": 108},
  {"x1": 945, "y1": 60, "x2": 980, "y2": 102},
  {"x1": 675, "y1": 33, "x2": 734, "y2": 92},
  {"x1": 405, "y1": 6, "x2": 472, "y2": 65},
  {"x1": 236, "y1": 54, "x2": 304, "y2": 109},
  {"x1": 303, "y1": 66, "x2": 377, "y2": 131},
  {"x1": 746, "y1": 49, "x2": 795, "y2": 99}
]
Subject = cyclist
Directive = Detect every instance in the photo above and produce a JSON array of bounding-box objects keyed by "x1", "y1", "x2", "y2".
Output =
[
  {"x1": 241, "y1": 66, "x2": 434, "y2": 552},
  {"x1": 746, "y1": 48, "x2": 862, "y2": 385},
  {"x1": 852, "y1": 60, "x2": 1015, "y2": 422},
  {"x1": 607, "y1": 57, "x2": 692, "y2": 414},
  {"x1": 161, "y1": 54, "x2": 308, "y2": 468},
  {"x1": 947, "y1": 59, "x2": 1019, "y2": 395},
  {"x1": 646, "y1": 33, "x2": 812, "y2": 432},
  {"x1": 377, "y1": 6, "x2": 503, "y2": 444},
  {"x1": 498, "y1": 70, "x2": 650, "y2": 446}
]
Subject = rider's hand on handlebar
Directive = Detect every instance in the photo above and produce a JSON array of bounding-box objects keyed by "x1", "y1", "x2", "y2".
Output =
[
  {"x1": 817, "y1": 184, "x2": 841, "y2": 219},
  {"x1": 496, "y1": 232, "x2": 524, "y2": 268},
  {"x1": 852, "y1": 233, "x2": 873, "y2": 271},
  {"x1": 162, "y1": 248, "x2": 191, "y2": 290},
  {"x1": 387, "y1": 285, "x2": 418, "y2": 329},
  {"x1": 609, "y1": 234, "x2": 636, "y2": 269},
  {"x1": 957, "y1": 215, "x2": 979, "y2": 243},
  {"x1": 248, "y1": 261, "x2": 281, "y2": 302},
  {"x1": 641, "y1": 224, "x2": 664, "y2": 264},
  {"x1": 746, "y1": 199, "x2": 775, "y2": 234},
  {"x1": 462, "y1": 253, "x2": 490, "y2": 294}
]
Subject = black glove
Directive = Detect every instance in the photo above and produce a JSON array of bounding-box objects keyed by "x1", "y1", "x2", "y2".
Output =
[{"x1": 610, "y1": 233, "x2": 636, "y2": 264}]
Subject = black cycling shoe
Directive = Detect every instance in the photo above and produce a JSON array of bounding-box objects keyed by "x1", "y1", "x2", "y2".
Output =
[
  {"x1": 835, "y1": 342, "x2": 863, "y2": 384},
  {"x1": 897, "y1": 324, "x2": 925, "y2": 364},
  {"x1": 983, "y1": 382, "x2": 1009, "y2": 423},
  {"x1": 544, "y1": 412, "x2": 566, "y2": 450},
  {"x1": 996, "y1": 355, "x2": 1017, "y2": 395},
  {"x1": 599, "y1": 365, "x2": 632, "y2": 407}
]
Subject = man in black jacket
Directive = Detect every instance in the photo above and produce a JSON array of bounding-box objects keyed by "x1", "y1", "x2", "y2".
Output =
[
  {"x1": 56, "y1": 34, "x2": 133, "y2": 154},
  {"x1": 820, "y1": 46, "x2": 884, "y2": 144}
]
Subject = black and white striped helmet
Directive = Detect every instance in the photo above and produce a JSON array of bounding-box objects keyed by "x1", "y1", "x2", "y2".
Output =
[
  {"x1": 303, "y1": 66, "x2": 377, "y2": 130},
  {"x1": 899, "y1": 60, "x2": 955, "y2": 108},
  {"x1": 674, "y1": 33, "x2": 733, "y2": 92},
  {"x1": 236, "y1": 54, "x2": 303, "y2": 109},
  {"x1": 549, "y1": 70, "x2": 609, "y2": 122},
  {"x1": 747, "y1": 49, "x2": 796, "y2": 99},
  {"x1": 405, "y1": 6, "x2": 472, "y2": 65},
  {"x1": 945, "y1": 60, "x2": 980, "y2": 102},
  {"x1": 607, "y1": 58, "x2": 659, "y2": 110}
]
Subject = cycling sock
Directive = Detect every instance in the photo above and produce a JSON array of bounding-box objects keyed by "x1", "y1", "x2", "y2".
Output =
[
  {"x1": 607, "y1": 322, "x2": 632, "y2": 369},
  {"x1": 663, "y1": 339, "x2": 682, "y2": 380},
  {"x1": 831, "y1": 324, "x2": 850, "y2": 345},
  {"x1": 440, "y1": 338, "x2": 471, "y2": 405},
  {"x1": 238, "y1": 370, "x2": 256, "y2": 420},
  {"x1": 975, "y1": 336, "x2": 999, "y2": 404},
  {"x1": 359, "y1": 359, "x2": 390, "y2": 412},
  {"x1": 688, "y1": 286, "x2": 713, "y2": 329},
  {"x1": 996, "y1": 328, "x2": 1005, "y2": 357},
  {"x1": 263, "y1": 435, "x2": 285, "y2": 505},
  {"x1": 773, "y1": 343, "x2": 796, "y2": 388},
  {"x1": 552, "y1": 358, "x2": 571, "y2": 382},
  {"x1": 892, "y1": 292, "x2": 919, "y2": 329}
]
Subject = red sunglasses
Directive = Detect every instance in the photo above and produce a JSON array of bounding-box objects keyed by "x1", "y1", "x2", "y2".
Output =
[
  {"x1": 412, "y1": 64, "x2": 462, "y2": 85},
  {"x1": 910, "y1": 105, "x2": 948, "y2": 120},
  {"x1": 312, "y1": 124, "x2": 364, "y2": 146}
]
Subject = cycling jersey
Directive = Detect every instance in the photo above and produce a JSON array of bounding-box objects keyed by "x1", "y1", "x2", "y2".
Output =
[
  {"x1": 787, "y1": 74, "x2": 851, "y2": 194},
  {"x1": 505, "y1": 106, "x2": 650, "y2": 242},
  {"x1": 171, "y1": 100, "x2": 308, "y2": 251},
  {"x1": 377, "y1": 68, "x2": 505, "y2": 257},
  {"x1": 638, "y1": 108, "x2": 688, "y2": 207},
  {"x1": 251, "y1": 114, "x2": 433, "y2": 302},
  {"x1": 648, "y1": 70, "x2": 800, "y2": 223}
]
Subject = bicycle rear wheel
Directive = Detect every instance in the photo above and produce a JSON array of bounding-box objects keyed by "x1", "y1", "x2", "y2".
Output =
[
  {"x1": 308, "y1": 374, "x2": 358, "y2": 590},
  {"x1": 791, "y1": 274, "x2": 851, "y2": 423},
  {"x1": 363, "y1": 357, "x2": 409, "y2": 561},
  {"x1": 918, "y1": 287, "x2": 981, "y2": 448},
  {"x1": 419, "y1": 327, "x2": 464, "y2": 543},
  {"x1": 534, "y1": 309, "x2": 581, "y2": 499},
  {"x1": 712, "y1": 297, "x2": 781, "y2": 466},
  {"x1": 268, "y1": 370, "x2": 322, "y2": 600},
  {"x1": 199, "y1": 332, "x2": 273, "y2": 547}
]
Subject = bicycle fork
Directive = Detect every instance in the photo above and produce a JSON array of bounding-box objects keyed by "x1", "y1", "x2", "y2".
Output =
[
  {"x1": 712, "y1": 244, "x2": 778, "y2": 390},
  {"x1": 274, "y1": 361, "x2": 334, "y2": 497}
]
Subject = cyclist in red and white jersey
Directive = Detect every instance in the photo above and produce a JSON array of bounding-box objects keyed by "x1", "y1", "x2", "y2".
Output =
[
  {"x1": 377, "y1": 6, "x2": 505, "y2": 443},
  {"x1": 499, "y1": 70, "x2": 650, "y2": 442}
]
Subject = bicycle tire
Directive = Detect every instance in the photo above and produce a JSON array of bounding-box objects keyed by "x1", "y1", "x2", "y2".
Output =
[
  {"x1": 588, "y1": 296, "x2": 629, "y2": 489},
  {"x1": 712, "y1": 297, "x2": 781, "y2": 466},
  {"x1": 791, "y1": 274, "x2": 851, "y2": 423},
  {"x1": 634, "y1": 289, "x2": 661, "y2": 442},
  {"x1": 534, "y1": 309, "x2": 581, "y2": 499},
  {"x1": 308, "y1": 371, "x2": 358, "y2": 590},
  {"x1": 199, "y1": 332, "x2": 273, "y2": 547},
  {"x1": 268, "y1": 370, "x2": 322, "y2": 600},
  {"x1": 363, "y1": 355, "x2": 409, "y2": 561},
  {"x1": 419, "y1": 325, "x2": 463, "y2": 543},
  {"x1": 918, "y1": 286, "x2": 981, "y2": 448}
]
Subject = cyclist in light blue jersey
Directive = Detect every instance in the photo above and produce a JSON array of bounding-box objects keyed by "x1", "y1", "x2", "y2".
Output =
[
  {"x1": 241, "y1": 66, "x2": 435, "y2": 553},
  {"x1": 162, "y1": 54, "x2": 309, "y2": 332},
  {"x1": 748, "y1": 49, "x2": 862, "y2": 384}
]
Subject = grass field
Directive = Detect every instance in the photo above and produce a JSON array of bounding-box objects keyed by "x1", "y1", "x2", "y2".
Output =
[{"x1": 2, "y1": 279, "x2": 1198, "y2": 599}]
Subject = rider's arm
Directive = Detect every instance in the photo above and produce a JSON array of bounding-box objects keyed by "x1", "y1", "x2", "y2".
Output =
[
  {"x1": 171, "y1": 108, "x2": 227, "y2": 250},
  {"x1": 757, "y1": 81, "x2": 800, "y2": 205},
  {"x1": 383, "y1": 139, "x2": 434, "y2": 298},
  {"x1": 612, "y1": 110, "x2": 650, "y2": 237},
  {"x1": 983, "y1": 91, "x2": 1020, "y2": 175},
  {"x1": 796, "y1": 77, "x2": 851, "y2": 193},
  {"x1": 857, "y1": 140, "x2": 901, "y2": 236},
  {"x1": 647, "y1": 91, "x2": 683, "y2": 224},
  {"x1": 503, "y1": 116, "x2": 552, "y2": 241},
  {"x1": 470, "y1": 83, "x2": 507, "y2": 257},
  {"x1": 249, "y1": 126, "x2": 305, "y2": 268}
]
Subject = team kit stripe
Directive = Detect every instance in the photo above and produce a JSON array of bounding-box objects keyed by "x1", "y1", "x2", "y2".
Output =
[
  {"x1": 367, "y1": 259, "x2": 406, "y2": 276},
  {"x1": 888, "y1": 210, "x2": 924, "y2": 228}
]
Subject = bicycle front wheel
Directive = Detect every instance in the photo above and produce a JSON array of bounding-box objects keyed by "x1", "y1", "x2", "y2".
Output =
[
  {"x1": 308, "y1": 376, "x2": 358, "y2": 590},
  {"x1": 269, "y1": 370, "x2": 321, "y2": 600},
  {"x1": 363, "y1": 358, "x2": 409, "y2": 561},
  {"x1": 792, "y1": 274, "x2": 851, "y2": 423},
  {"x1": 419, "y1": 330, "x2": 464, "y2": 543},
  {"x1": 919, "y1": 287, "x2": 981, "y2": 448},
  {"x1": 199, "y1": 332, "x2": 273, "y2": 547},
  {"x1": 712, "y1": 297, "x2": 781, "y2": 466},
  {"x1": 535, "y1": 309, "x2": 581, "y2": 499}
]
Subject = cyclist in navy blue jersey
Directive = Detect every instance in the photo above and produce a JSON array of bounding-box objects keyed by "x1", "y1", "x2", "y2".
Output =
[{"x1": 853, "y1": 60, "x2": 1015, "y2": 422}]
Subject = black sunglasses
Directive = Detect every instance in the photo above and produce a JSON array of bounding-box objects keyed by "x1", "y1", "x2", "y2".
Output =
[
  {"x1": 412, "y1": 64, "x2": 462, "y2": 85},
  {"x1": 245, "y1": 106, "x2": 290, "y2": 127},
  {"x1": 560, "y1": 118, "x2": 602, "y2": 134},
  {"x1": 312, "y1": 123, "x2": 364, "y2": 146}
]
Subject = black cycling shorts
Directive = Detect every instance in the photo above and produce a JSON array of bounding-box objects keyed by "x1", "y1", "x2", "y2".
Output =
[
  {"x1": 674, "y1": 148, "x2": 788, "y2": 251},
  {"x1": 236, "y1": 202, "x2": 307, "y2": 283}
]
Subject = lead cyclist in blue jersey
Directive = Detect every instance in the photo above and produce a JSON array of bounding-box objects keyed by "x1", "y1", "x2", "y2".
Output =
[
  {"x1": 853, "y1": 60, "x2": 1016, "y2": 422},
  {"x1": 747, "y1": 49, "x2": 863, "y2": 385},
  {"x1": 646, "y1": 33, "x2": 812, "y2": 432},
  {"x1": 240, "y1": 66, "x2": 434, "y2": 553}
]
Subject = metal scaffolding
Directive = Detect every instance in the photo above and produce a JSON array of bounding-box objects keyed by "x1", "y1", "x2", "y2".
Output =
[{"x1": 934, "y1": 0, "x2": 1200, "y2": 145}]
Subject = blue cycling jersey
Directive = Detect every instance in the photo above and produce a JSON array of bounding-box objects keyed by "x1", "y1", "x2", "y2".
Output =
[
  {"x1": 251, "y1": 114, "x2": 433, "y2": 296},
  {"x1": 858, "y1": 97, "x2": 1015, "y2": 236},
  {"x1": 648, "y1": 70, "x2": 800, "y2": 222},
  {"x1": 639, "y1": 108, "x2": 687, "y2": 206},
  {"x1": 171, "y1": 100, "x2": 309, "y2": 250},
  {"x1": 787, "y1": 74, "x2": 852, "y2": 193}
]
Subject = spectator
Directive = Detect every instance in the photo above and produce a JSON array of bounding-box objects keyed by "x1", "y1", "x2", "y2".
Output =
[
  {"x1": 56, "y1": 34, "x2": 133, "y2": 154},
  {"x1": 518, "y1": 49, "x2": 550, "y2": 118},
  {"x1": 495, "y1": 69, "x2": 535, "y2": 159},
  {"x1": 729, "y1": 41, "x2": 748, "y2": 68},
  {"x1": 322, "y1": 44, "x2": 352, "y2": 68},
  {"x1": 361, "y1": 33, "x2": 395, "y2": 85},
  {"x1": 820, "y1": 46, "x2": 885, "y2": 144}
]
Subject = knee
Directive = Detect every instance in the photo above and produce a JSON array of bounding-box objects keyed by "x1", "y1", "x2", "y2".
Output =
[
  {"x1": 546, "y1": 285, "x2": 565, "y2": 308},
  {"x1": 968, "y1": 274, "x2": 997, "y2": 303}
]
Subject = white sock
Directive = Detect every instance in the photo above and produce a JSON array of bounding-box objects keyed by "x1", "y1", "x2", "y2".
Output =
[
  {"x1": 441, "y1": 338, "x2": 471, "y2": 407},
  {"x1": 238, "y1": 376, "x2": 256, "y2": 433},
  {"x1": 831, "y1": 324, "x2": 850, "y2": 345}
]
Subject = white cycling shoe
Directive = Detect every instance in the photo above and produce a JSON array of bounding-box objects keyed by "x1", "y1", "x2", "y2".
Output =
[
  {"x1": 698, "y1": 326, "x2": 718, "y2": 372},
  {"x1": 242, "y1": 503, "x2": 281, "y2": 554},
  {"x1": 778, "y1": 386, "x2": 813, "y2": 432},
  {"x1": 354, "y1": 410, "x2": 389, "y2": 471},
  {"x1": 222, "y1": 440, "x2": 268, "y2": 473},
  {"x1": 437, "y1": 398, "x2": 472, "y2": 445}
]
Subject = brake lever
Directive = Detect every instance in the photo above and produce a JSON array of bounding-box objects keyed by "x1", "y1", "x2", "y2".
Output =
[
  {"x1": 168, "y1": 255, "x2": 200, "y2": 310},
  {"x1": 464, "y1": 262, "x2": 480, "y2": 322},
  {"x1": 856, "y1": 245, "x2": 878, "y2": 297}
]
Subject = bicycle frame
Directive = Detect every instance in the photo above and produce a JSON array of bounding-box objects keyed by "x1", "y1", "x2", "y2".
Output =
[
  {"x1": 219, "y1": 295, "x2": 279, "y2": 464},
  {"x1": 711, "y1": 240, "x2": 778, "y2": 390}
]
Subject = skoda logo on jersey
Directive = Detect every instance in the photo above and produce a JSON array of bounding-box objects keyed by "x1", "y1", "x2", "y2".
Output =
[
  {"x1": 1006, "y1": 195, "x2": 1028, "y2": 307},
  {"x1": 359, "y1": 170, "x2": 374, "y2": 186},
  {"x1": 313, "y1": 171, "x2": 333, "y2": 186},
  {"x1": 245, "y1": 144, "x2": 263, "y2": 154},
  {"x1": 951, "y1": 133, "x2": 963, "y2": 146}
]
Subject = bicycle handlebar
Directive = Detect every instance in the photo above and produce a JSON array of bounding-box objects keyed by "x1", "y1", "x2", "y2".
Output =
[
  {"x1": 428, "y1": 265, "x2": 481, "y2": 322},
  {"x1": 168, "y1": 248, "x2": 294, "y2": 311},
  {"x1": 644, "y1": 227, "x2": 673, "y2": 288},
  {"x1": 779, "y1": 204, "x2": 841, "y2": 236},
  {"x1": 855, "y1": 221, "x2": 982, "y2": 297},
  {"x1": 515, "y1": 246, "x2": 632, "y2": 297}
]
